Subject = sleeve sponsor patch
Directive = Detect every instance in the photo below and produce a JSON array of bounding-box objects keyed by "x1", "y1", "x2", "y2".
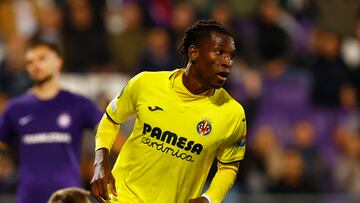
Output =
[
  {"x1": 110, "y1": 99, "x2": 117, "y2": 112},
  {"x1": 238, "y1": 137, "x2": 246, "y2": 147}
]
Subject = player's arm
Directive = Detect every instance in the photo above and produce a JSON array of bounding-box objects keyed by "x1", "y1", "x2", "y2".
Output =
[
  {"x1": 90, "y1": 114, "x2": 118, "y2": 203},
  {"x1": 0, "y1": 105, "x2": 16, "y2": 150},
  {"x1": 195, "y1": 161, "x2": 239, "y2": 203},
  {"x1": 90, "y1": 74, "x2": 141, "y2": 203}
]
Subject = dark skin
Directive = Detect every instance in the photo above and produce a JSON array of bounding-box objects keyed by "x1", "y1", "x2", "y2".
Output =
[
  {"x1": 183, "y1": 31, "x2": 235, "y2": 95},
  {"x1": 90, "y1": 148, "x2": 116, "y2": 203},
  {"x1": 90, "y1": 31, "x2": 235, "y2": 203}
]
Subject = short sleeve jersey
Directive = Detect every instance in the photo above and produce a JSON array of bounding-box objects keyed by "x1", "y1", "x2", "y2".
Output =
[{"x1": 0, "y1": 90, "x2": 102, "y2": 203}]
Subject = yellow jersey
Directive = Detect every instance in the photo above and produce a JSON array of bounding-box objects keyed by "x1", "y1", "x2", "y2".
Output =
[{"x1": 105, "y1": 69, "x2": 246, "y2": 203}]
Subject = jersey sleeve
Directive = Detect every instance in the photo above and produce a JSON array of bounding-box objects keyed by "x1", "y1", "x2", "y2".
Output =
[
  {"x1": 0, "y1": 105, "x2": 16, "y2": 144},
  {"x1": 217, "y1": 106, "x2": 246, "y2": 163},
  {"x1": 105, "y1": 73, "x2": 142, "y2": 124}
]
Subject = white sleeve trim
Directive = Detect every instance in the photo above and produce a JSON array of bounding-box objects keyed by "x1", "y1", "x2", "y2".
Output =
[{"x1": 201, "y1": 194, "x2": 212, "y2": 203}]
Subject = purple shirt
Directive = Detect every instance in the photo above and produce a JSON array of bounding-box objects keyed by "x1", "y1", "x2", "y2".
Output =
[{"x1": 0, "y1": 90, "x2": 102, "y2": 203}]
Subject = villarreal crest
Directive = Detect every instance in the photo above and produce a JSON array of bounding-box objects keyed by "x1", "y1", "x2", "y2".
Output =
[{"x1": 197, "y1": 120, "x2": 212, "y2": 136}]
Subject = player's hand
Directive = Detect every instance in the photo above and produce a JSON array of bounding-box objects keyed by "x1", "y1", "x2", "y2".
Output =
[
  {"x1": 188, "y1": 196, "x2": 209, "y2": 203},
  {"x1": 90, "y1": 148, "x2": 117, "y2": 203}
]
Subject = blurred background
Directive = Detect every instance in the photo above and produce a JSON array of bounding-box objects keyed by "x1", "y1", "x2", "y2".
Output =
[{"x1": 1, "y1": 0, "x2": 360, "y2": 202}]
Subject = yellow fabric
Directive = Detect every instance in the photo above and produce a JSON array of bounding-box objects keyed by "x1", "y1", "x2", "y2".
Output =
[
  {"x1": 204, "y1": 162, "x2": 240, "y2": 203},
  {"x1": 171, "y1": 70, "x2": 214, "y2": 100},
  {"x1": 103, "y1": 69, "x2": 246, "y2": 203},
  {"x1": 95, "y1": 114, "x2": 119, "y2": 151}
]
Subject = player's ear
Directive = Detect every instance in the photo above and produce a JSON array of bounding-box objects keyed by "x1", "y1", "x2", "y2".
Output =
[{"x1": 189, "y1": 45, "x2": 199, "y2": 64}]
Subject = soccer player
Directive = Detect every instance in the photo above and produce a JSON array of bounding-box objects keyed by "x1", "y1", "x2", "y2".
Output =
[
  {"x1": 90, "y1": 20, "x2": 247, "y2": 203},
  {"x1": 0, "y1": 41, "x2": 102, "y2": 203}
]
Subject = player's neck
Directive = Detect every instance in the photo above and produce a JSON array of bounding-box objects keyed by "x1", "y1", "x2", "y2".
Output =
[
  {"x1": 32, "y1": 78, "x2": 61, "y2": 100},
  {"x1": 183, "y1": 65, "x2": 213, "y2": 95}
]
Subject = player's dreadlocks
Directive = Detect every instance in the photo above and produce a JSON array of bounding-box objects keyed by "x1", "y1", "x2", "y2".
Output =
[{"x1": 177, "y1": 20, "x2": 233, "y2": 66}]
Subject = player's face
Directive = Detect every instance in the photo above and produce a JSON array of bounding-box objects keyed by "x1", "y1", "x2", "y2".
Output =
[
  {"x1": 25, "y1": 45, "x2": 62, "y2": 85},
  {"x1": 196, "y1": 31, "x2": 235, "y2": 89}
]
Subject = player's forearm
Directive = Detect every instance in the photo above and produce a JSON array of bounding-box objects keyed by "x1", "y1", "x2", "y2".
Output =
[
  {"x1": 94, "y1": 147, "x2": 110, "y2": 166},
  {"x1": 95, "y1": 114, "x2": 119, "y2": 151},
  {"x1": 203, "y1": 162, "x2": 239, "y2": 203}
]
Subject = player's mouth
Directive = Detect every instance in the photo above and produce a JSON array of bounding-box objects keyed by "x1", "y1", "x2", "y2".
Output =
[{"x1": 216, "y1": 71, "x2": 230, "y2": 81}]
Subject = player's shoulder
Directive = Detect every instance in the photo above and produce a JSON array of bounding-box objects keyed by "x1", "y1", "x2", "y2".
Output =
[
  {"x1": 5, "y1": 92, "x2": 35, "y2": 110},
  {"x1": 1, "y1": 93, "x2": 37, "y2": 116},
  {"x1": 214, "y1": 88, "x2": 245, "y2": 115},
  {"x1": 60, "y1": 89, "x2": 94, "y2": 103},
  {"x1": 59, "y1": 90, "x2": 100, "y2": 114}
]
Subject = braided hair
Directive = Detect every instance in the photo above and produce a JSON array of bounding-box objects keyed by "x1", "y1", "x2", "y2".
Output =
[{"x1": 177, "y1": 20, "x2": 233, "y2": 66}]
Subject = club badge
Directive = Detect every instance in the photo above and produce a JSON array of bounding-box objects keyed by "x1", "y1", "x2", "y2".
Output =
[
  {"x1": 197, "y1": 120, "x2": 212, "y2": 136},
  {"x1": 58, "y1": 113, "x2": 71, "y2": 129}
]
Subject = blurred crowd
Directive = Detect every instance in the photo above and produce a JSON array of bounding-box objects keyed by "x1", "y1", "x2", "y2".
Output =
[{"x1": 1, "y1": 0, "x2": 360, "y2": 201}]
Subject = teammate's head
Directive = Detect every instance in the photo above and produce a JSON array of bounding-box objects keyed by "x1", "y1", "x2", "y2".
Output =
[
  {"x1": 48, "y1": 187, "x2": 91, "y2": 203},
  {"x1": 178, "y1": 20, "x2": 235, "y2": 90},
  {"x1": 25, "y1": 40, "x2": 63, "y2": 86}
]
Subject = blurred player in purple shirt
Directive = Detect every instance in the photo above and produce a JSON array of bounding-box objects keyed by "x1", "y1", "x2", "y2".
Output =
[{"x1": 0, "y1": 41, "x2": 102, "y2": 203}]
